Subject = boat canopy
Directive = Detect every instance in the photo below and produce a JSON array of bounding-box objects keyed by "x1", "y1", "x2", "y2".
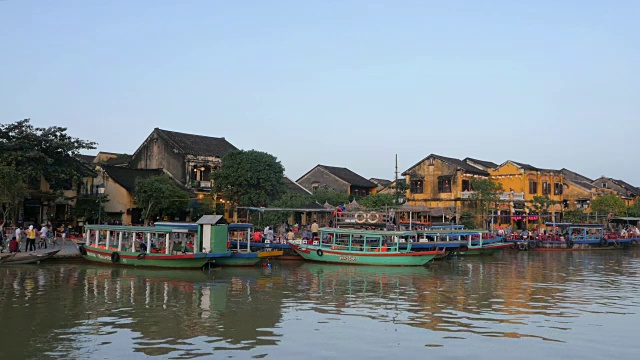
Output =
[
  {"x1": 544, "y1": 222, "x2": 604, "y2": 228},
  {"x1": 154, "y1": 222, "x2": 199, "y2": 232},
  {"x1": 229, "y1": 223, "x2": 254, "y2": 230},
  {"x1": 85, "y1": 225, "x2": 173, "y2": 233},
  {"x1": 319, "y1": 227, "x2": 416, "y2": 237}
]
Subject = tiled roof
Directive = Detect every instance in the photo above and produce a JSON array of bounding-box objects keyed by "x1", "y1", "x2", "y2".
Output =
[
  {"x1": 156, "y1": 128, "x2": 238, "y2": 157},
  {"x1": 511, "y1": 161, "x2": 539, "y2": 171},
  {"x1": 613, "y1": 179, "x2": 640, "y2": 195},
  {"x1": 403, "y1": 154, "x2": 489, "y2": 176},
  {"x1": 104, "y1": 154, "x2": 131, "y2": 166},
  {"x1": 561, "y1": 168, "x2": 593, "y2": 183},
  {"x1": 283, "y1": 176, "x2": 312, "y2": 195},
  {"x1": 369, "y1": 178, "x2": 392, "y2": 187},
  {"x1": 463, "y1": 157, "x2": 499, "y2": 169},
  {"x1": 317, "y1": 165, "x2": 377, "y2": 188},
  {"x1": 103, "y1": 166, "x2": 165, "y2": 193},
  {"x1": 78, "y1": 154, "x2": 96, "y2": 163}
]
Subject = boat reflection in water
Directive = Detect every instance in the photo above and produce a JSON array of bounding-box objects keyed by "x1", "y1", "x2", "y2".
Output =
[{"x1": 1, "y1": 250, "x2": 640, "y2": 359}]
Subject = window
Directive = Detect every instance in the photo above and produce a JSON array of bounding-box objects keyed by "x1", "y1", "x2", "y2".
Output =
[
  {"x1": 311, "y1": 182, "x2": 320, "y2": 193},
  {"x1": 462, "y1": 179, "x2": 472, "y2": 192},
  {"x1": 438, "y1": 178, "x2": 451, "y2": 193},
  {"x1": 542, "y1": 181, "x2": 549, "y2": 195},
  {"x1": 528, "y1": 180, "x2": 537, "y2": 194},
  {"x1": 554, "y1": 182, "x2": 563, "y2": 195},
  {"x1": 602, "y1": 182, "x2": 607, "y2": 188},
  {"x1": 410, "y1": 180, "x2": 423, "y2": 194}
]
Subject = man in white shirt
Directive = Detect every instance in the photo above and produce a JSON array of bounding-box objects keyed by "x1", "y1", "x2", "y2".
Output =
[{"x1": 40, "y1": 225, "x2": 49, "y2": 249}]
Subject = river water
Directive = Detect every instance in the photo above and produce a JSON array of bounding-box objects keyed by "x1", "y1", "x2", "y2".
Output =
[{"x1": 1, "y1": 250, "x2": 640, "y2": 359}]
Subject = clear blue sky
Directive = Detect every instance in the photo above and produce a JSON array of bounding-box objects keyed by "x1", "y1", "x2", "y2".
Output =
[{"x1": 1, "y1": 1, "x2": 638, "y2": 184}]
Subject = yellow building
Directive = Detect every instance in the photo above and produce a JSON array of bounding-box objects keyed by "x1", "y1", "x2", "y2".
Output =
[
  {"x1": 402, "y1": 154, "x2": 491, "y2": 223},
  {"x1": 489, "y1": 161, "x2": 564, "y2": 229}
]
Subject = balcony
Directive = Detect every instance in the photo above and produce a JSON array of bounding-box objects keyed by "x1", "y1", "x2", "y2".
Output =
[
  {"x1": 191, "y1": 180, "x2": 212, "y2": 189},
  {"x1": 461, "y1": 191, "x2": 524, "y2": 201}
]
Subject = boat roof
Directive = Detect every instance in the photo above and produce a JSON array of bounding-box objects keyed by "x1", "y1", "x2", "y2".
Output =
[
  {"x1": 429, "y1": 225, "x2": 465, "y2": 230},
  {"x1": 544, "y1": 222, "x2": 604, "y2": 228},
  {"x1": 228, "y1": 223, "x2": 254, "y2": 230},
  {"x1": 418, "y1": 229, "x2": 487, "y2": 235},
  {"x1": 320, "y1": 227, "x2": 416, "y2": 236},
  {"x1": 85, "y1": 225, "x2": 173, "y2": 233},
  {"x1": 154, "y1": 222, "x2": 199, "y2": 231}
]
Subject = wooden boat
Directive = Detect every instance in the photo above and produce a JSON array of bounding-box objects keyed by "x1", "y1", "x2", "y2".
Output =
[
  {"x1": 80, "y1": 216, "x2": 233, "y2": 269},
  {"x1": 0, "y1": 249, "x2": 61, "y2": 265},
  {"x1": 507, "y1": 223, "x2": 640, "y2": 251},
  {"x1": 406, "y1": 230, "x2": 511, "y2": 256},
  {"x1": 288, "y1": 227, "x2": 444, "y2": 266},
  {"x1": 215, "y1": 223, "x2": 283, "y2": 266}
]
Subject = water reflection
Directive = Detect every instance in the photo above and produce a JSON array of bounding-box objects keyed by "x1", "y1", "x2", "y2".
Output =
[{"x1": 0, "y1": 250, "x2": 639, "y2": 359}]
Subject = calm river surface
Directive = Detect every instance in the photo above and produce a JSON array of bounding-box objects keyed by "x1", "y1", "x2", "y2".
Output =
[{"x1": 2, "y1": 250, "x2": 640, "y2": 359}]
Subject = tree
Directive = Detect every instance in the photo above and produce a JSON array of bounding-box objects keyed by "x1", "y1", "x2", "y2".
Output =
[
  {"x1": 628, "y1": 200, "x2": 640, "y2": 217},
  {"x1": 469, "y1": 178, "x2": 503, "y2": 228},
  {"x1": 0, "y1": 166, "x2": 29, "y2": 226},
  {"x1": 189, "y1": 201, "x2": 213, "y2": 221},
  {"x1": 359, "y1": 193, "x2": 396, "y2": 210},
  {"x1": 563, "y1": 209, "x2": 585, "y2": 224},
  {"x1": 133, "y1": 175, "x2": 189, "y2": 225},
  {"x1": 261, "y1": 192, "x2": 315, "y2": 226},
  {"x1": 391, "y1": 180, "x2": 408, "y2": 205},
  {"x1": 0, "y1": 119, "x2": 97, "y2": 190},
  {"x1": 529, "y1": 195, "x2": 558, "y2": 225},
  {"x1": 311, "y1": 188, "x2": 348, "y2": 207},
  {"x1": 73, "y1": 194, "x2": 110, "y2": 224},
  {"x1": 212, "y1": 150, "x2": 285, "y2": 207},
  {"x1": 590, "y1": 194, "x2": 627, "y2": 220}
]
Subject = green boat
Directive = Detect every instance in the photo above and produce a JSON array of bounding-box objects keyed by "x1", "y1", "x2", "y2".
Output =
[
  {"x1": 288, "y1": 227, "x2": 443, "y2": 266},
  {"x1": 80, "y1": 215, "x2": 233, "y2": 269}
]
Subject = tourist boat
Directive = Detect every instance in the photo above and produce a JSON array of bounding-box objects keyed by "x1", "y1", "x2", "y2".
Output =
[
  {"x1": 79, "y1": 216, "x2": 233, "y2": 269},
  {"x1": 215, "y1": 223, "x2": 283, "y2": 266},
  {"x1": 507, "y1": 223, "x2": 640, "y2": 251},
  {"x1": 0, "y1": 249, "x2": 61, "y2": 265},
  {"x1": 288, "y1": 228, "x2": 444, "y2": 266},
  {"x1": 406, "y1": 230, "x2": 511, "y2": 256}
]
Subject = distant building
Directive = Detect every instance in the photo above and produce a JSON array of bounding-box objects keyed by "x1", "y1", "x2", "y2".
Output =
[
  {"x1": 130, "y1": 128, "x2": 238, "y2": 194},
  {"x1": 297, "y1": 165, "x2": 377, "y2": 197},
  {"x1": 591, "y1": 176, "x2": 640, "y2": 206},
  {"x1": 369, "y1": 178, "x2": 392, "y2": 192}
]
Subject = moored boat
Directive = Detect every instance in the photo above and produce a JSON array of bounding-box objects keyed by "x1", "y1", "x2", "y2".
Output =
[
  {"x1": 288, "y1": 227, "x2": 444, "y2": 266},
  {"x1": 406, "y1": 230, "x2": 511, "y2": 256},
  {"x1": 506, "y1": 223, "x2": 640, "y2": 251},
  {"x1": 215, "y1": 223, "x2": 283, "y2": 266},
  {"x1": 0, "y1": 249, "x2": 61, "y2": 265},
  {"x1": 79, "y1": 216, "x2": 233, "y2": 269}
]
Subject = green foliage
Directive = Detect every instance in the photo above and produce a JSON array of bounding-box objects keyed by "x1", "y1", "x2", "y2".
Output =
[
  {"x1": 563, "y1": 209, "x2": 585, "y2": 224},
  {"x1": 628, "y1": 200, "x2": 640, "y2": 217},
  {"x1": 590, "y1": 194, "x2": 627, "y2": 217},
  {"x1": 469, "y1": 178, "x2": 503, "y2": 224},
  {"x1": 73, "y1": 194, "x2": 109, "y2": 224},
  {"x1": 359, "y1": 193, "x2": 396, "y2": 210},
  {"x1": 529, "y1": 195, "x2": 558, "y2": 224},
  {"x1": 390, "y1": 180, "x2": 408, "y2": 205},
  {"x1": 212, "y1": 150, "x2": 285, "y2": 207},
  {"x1": 311, "y1": 189, "x2": 348, "y2": 207},
  {"x1": 0, "y1": 119, "x2": 96, "y2": 190},
  {"x1": 0, "y1": 165, "x2": 29, "y2": 225},
  {"x1": 190, "y1": 201, "x2": 213, "y2": 221},
  {"x1": 261, "y1": 192, "x2": 315, "y2": 226},
  {"x1": 134, "y1": 175, "x2": 189, "y2": 224},
  {"x1": 459, "y1": 211, "x2": 477, "y2": 229}
]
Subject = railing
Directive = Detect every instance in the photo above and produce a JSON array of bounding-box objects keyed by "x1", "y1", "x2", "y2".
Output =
[
  {"x1": 191, "y1": 180, "x2": 212, "y2": 188},
  {"x1": 461, "y1": 191, "x2": 525, "y2": 201}
]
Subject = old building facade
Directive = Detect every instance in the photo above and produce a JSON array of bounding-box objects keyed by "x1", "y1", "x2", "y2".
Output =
[{"x1": 297, "y1": 165, "x2": 377, "y2": 197}]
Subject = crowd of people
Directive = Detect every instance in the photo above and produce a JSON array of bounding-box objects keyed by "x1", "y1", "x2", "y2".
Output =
[
  {"x1": 251, "y1": 220, "x2": 321, "y2": 244},
  {"x1": 0, "y1": 221, "x2": 73, "y2": 253}
]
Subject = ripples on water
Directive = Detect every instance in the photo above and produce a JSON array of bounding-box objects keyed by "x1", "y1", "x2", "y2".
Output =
[{"x1": 1, "y1": 251, "x2": 640, "y2": 359}]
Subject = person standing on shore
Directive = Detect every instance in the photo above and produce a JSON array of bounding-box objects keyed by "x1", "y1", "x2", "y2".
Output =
[
  {"x1": 26, "y1": 225, "x2": 37, "y2": 251},
  {"x1": 40, "y1": 224, "x2": 49, "y2": 249}
]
